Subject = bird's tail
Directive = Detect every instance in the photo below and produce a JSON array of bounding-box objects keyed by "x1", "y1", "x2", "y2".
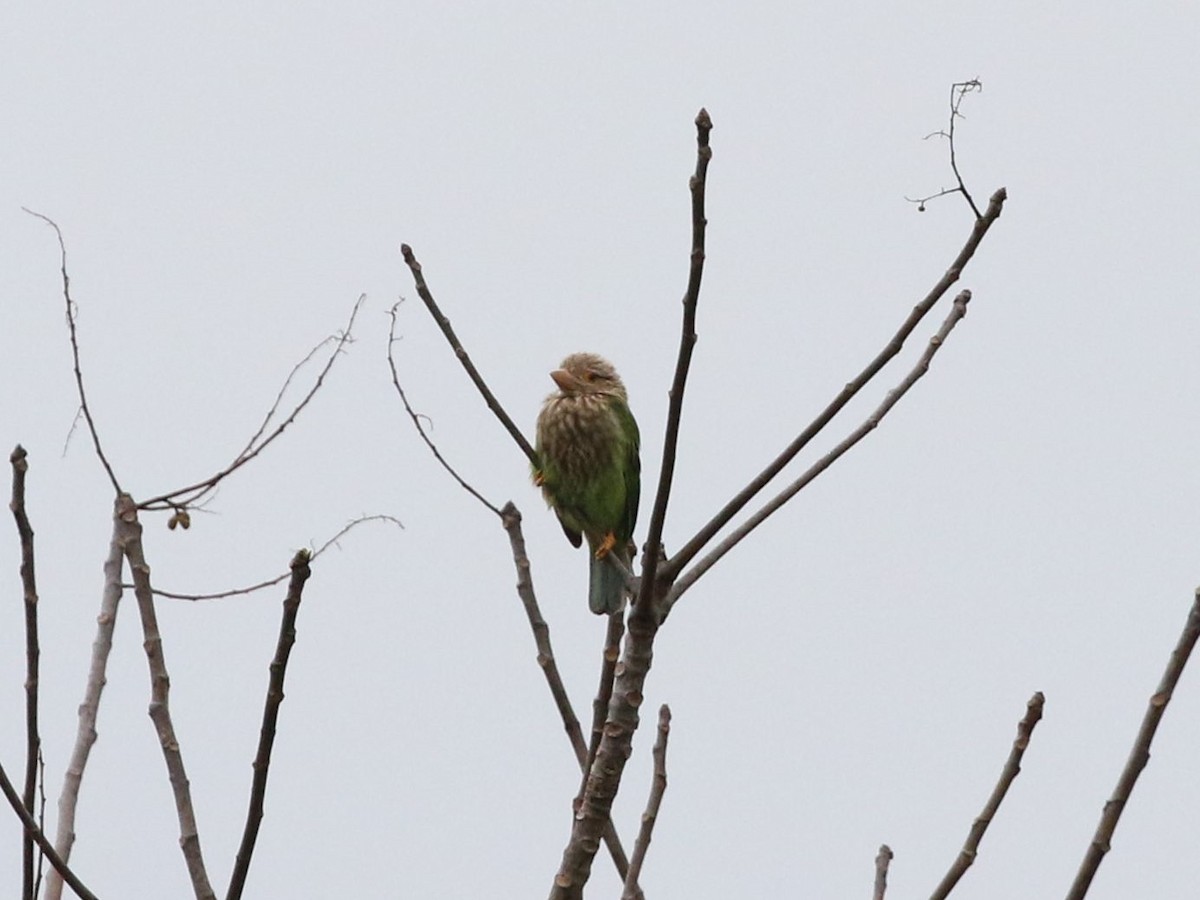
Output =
[{"x1": 589, "y1": 544, "x2": 629, "y2": 615}]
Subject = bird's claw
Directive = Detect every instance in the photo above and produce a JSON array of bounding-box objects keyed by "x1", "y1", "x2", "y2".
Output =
[
  {"x1": 594, "y1": 531, "x2": 617, "y2": 560},
  {"x1": 532, "y1": 469, "x2": 545, "y2": 487}
]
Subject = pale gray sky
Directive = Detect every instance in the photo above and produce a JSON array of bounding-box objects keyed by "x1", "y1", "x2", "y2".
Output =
[{"x1": 3, "y1": 3, "x2": 1200, "y2": 898}]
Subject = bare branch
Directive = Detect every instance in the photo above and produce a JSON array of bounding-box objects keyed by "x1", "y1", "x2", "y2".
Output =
[
  {"x1": 137, "y1": 294, "x2": 366, "y2": 512},
  {"x1": 45, "y1": 500, "x2": 126, "y2": 900},
  {"x1": 226, "y1": 550, "x2": 313, "y2": 900},
  {"x1": 387, "y1": 303, "x2": 503, "y2": 515},
  {"x1": 874, "y1": 845, "x2": 894, "y2": 900},
  {"x1": 668, "y1": 290, "x2": 975, "y2": 608},
  {"x1": 1065, "y1": 589, "x2": 1200, "y2": 900},
  {"x1": 0, "y1": 757, "x2": 99, "y2": 900},
  {"x1": 499, "y1": 503, "x2": 634, "y2": 883},
  {"x1": 552, "y1": 107, "x2": 711, "y2": 899},
  {"x1": 930, "y1": 691, "x2": 1045, "y2": 900},
  {"x1": 144, "y1": 515, "x2": 403, "y2": 601},
  {"x1": 637, "y1": 107, "x2": 712, "y2": 612},
  {"x1": 120, "y1": 493, "x2": 216, "y2": 900},
  {"x1": 905, "y1": 79, "x2": 984, "y2": 218},
  {"x1": 574, "y1": 613, "x2": 624, "y2": 820},
  {"x1": 662, "y1": 185, "x2": 1005, "y2": 588},
  {"x1": 9, "y1": 445, "x2": 42, "y2": 900},
  {"x1": 22, "y1": 209, "x2": 123, "y2": 494},
  {"x1": 621, "y1": 705, "x2": 672, "y2": 900},
  {"x1": 398, "y1": 245, "x2": 537, "y2": 465}
]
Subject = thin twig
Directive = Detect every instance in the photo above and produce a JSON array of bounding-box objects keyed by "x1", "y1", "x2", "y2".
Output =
[
  {"x1": 226, "y1": 550, "x2": 313, "y2": 900},
  {"x1": 22, "y1": 209, "x2": 123, "y2": 494},
  {"x1": 661, "y1": 188, "x2": 1005, "y2": 587},
  {"x1": 905, "y1": 80, "x2": 984, "y2": 218},
  {"x1": 45, "y1": 500, "x2": 126, "y2": 900},
  {"x1": 10, "y1": 445, "x2": 42, "y2": 900},
  {"x1": 636, "y1": 107, "x2": 712, "y2": 615},
  {"x1": 621, "y1": 705, "x2": 672, "y2": 900},
  {"x1": 387, "y1": 303, "x2": 503, "y2": 515},
  {"x1": 0, "y1": 757, "x2": 100, "y2": 900},
  {"x1": 398, "y1": 245, "x2": 537, "y2": 465},
  {"x1": 874, "y1": 845, "x2": 894, "y2": 900},
  {"x1": 137, "y1": 294, "x2": 365, "y2": 511},
  {"x1": 1065, "y1": 589, "x2": 1200, "y2": 900},
  {"x1": 145, "y1": 515, "x2": 403, "y2": 600},
  {"x1": 930, "y1": 691, "x2": 1045, "y2": 900},
  {"x1": 668, "y1": 290, "x2": 975, "y2": 609},
  {"x1": 120, "y1": 493, "x2": 216, "y2": 900},
  {"x1": 500, "y1": 503, "x2": 634, "y2": 883}
]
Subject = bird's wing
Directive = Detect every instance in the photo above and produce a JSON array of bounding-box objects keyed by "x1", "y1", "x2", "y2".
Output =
[{"x1": 613, "y1": 398, "x2": 641, "y2": 543}]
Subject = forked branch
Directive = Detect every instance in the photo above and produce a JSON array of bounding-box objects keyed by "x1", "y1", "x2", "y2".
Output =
[
  {"x1": 138, "y1": 294, "x2": 365, "y2": 512},
  {"x1": 660, "y1": 187, "x2": 1005, "y2": 590},
  {"x1": 667, "y1": 289, "x2": 977, "y2": 608}
]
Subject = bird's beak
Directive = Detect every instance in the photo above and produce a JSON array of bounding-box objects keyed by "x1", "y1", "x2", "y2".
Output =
[{"x1": 550, "y1": 369, "x2": 578, "y2": 392}]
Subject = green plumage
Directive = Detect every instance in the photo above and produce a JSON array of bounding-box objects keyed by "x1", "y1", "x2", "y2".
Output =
[{"x1": 534, "y1": 352, "x2": 640, "y2": 614}]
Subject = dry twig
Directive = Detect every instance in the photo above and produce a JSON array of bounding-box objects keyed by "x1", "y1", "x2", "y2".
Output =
[
  {"x1": 930, "y1": 692, "x2": 1045, "y2": 900},
  {"x1": 906, "y1": 79, "x2": 984, "y2": 218},
  {"x1": 143, "y1": 515, "x2": 402, "y2": 601},
  {"x1": 138, "y1": 294, "x2": 365, "y2": 512},
  {"x1": 22, "y1": 210, "x2": 123, "y2": 494}
]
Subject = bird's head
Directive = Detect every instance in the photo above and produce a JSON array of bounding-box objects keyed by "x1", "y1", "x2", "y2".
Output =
[{"x1": 549, "y1": 352, "x2": 627, "y2": 402}]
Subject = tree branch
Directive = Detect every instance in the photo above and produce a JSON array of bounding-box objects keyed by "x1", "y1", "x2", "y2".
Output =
[
  {"x1": 667, "y1": 289, "x2": 976, "y2": 610},
  {"x1": 906, "y1": 79, "x2": 984, "y2": 218},
  {"x1": 621, "y1": 704, "x2": 672, "y2": 900},
  {"x1": 9, "y1": 445, "x2": 42, "y2": 900},
  {"x1": 930, "y1": 691, "x2": 1045, "y2": 900},
  {"x1": 500, "y1": 503, "x2": 635, "y2": 885},
  {"x1": 137, "y1": 294, "x2": 365, "y2": 512},
  {"x1": 637, "y1": 107, "x2": 712, "y2": 612},
  {"x1": 0, "y1": 757, "x2": 99, "y2": 900},
  {"x1": 44, "y1": 501, "x2": 126, "y2": 900},
  {"x1": 549, "y1": 107, "x2": 712, "y2": 899},
  {"x1": 22, "y1": 209, "x2": 123, "y2": 494},
  {"x1": 1065, "y1": 589, "x2": 1200, "y2": 899},
  {"x1": 225, "y1": 550, "x2": 312, "y2": 900},
  {"x1": 143, "y1": 515, "x2": 402, "y2": 601},
  {"x1": 398, "y1": 246, "x2": 537, "y2": 466},
  {"x1": 387, "y1": 303, "x2": 503, "y2": 515},
  {"x1": 660, "y1": 187, "x2": 1005, "y2": 587},
  {"x1": 873, "y1": 845, "x2": 893, "y2": 900},
  {"x1": 119, "y1": 494, "x2": 216, "y2": 900}
]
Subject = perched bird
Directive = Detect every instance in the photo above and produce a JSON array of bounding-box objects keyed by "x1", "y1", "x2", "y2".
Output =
[{"x1": 534, "y1": 352, "x2": 640, "y2": 614}]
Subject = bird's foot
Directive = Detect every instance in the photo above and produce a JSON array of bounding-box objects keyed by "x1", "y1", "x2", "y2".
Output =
[
  {"x1": 594, "y1": 531, "x2": 617, "y2": 560},
  {"x1": 532, "y1": 469, "x2": 545, "y2": 487}
]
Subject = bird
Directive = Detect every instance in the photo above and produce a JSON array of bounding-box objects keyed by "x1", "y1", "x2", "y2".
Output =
[{"x1": 533, "y1": 352, "x2": 640, "y2": 614}]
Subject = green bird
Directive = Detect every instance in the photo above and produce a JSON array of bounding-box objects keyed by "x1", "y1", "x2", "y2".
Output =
[{"x1": 534, "y1": 352, "x2": 640, "y2": 615}]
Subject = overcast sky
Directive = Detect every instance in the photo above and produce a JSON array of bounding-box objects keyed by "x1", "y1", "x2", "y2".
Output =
[{"x1": 4, "y1": 3, "x2": 1200, "y2": 898}]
